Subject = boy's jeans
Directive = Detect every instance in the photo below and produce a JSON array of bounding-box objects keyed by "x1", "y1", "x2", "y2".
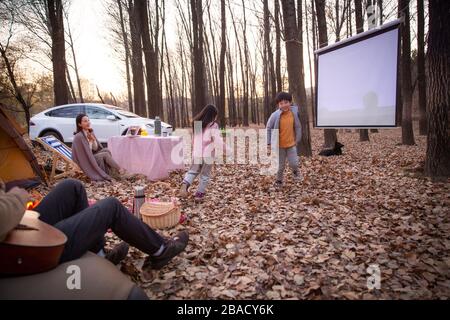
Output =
[
  {"x1": 183, "y1": 159, "x2": 213, "y2": 193},
  {"x1": 277, "y1": 146, "x2": 299, "y2": 182}
]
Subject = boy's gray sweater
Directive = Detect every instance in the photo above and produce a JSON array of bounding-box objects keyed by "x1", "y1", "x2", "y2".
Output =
[{"x1": 266, "y1": 105, "x2": 302, "y2": 146}]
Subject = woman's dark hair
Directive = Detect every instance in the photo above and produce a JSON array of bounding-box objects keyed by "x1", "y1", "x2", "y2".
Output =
[
  {"x1": 192, "y1": 104, "x2": 218, "y2": 131},
  {"x1": 275, "y1": 92, "x2": 292, "y2": 105},
  {"x1": 74, "y1": 113, "x2": 88, "y2": 134}
]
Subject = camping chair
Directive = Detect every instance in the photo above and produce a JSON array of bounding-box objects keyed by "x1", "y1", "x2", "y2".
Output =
[{"x1": 36, "y1": 136, "x2": 80, "y2": 181}]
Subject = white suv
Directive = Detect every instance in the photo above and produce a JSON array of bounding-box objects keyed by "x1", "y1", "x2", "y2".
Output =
[{"x1": 29, "y1": 103, "x2": 173, "y2": 144}]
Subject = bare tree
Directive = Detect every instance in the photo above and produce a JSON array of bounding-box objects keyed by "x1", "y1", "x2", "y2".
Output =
[
  {"x1": 218, "y1": 0, "x2": 226, "y2": 128},
  {"x1": 191, "y1": 0, "x2": 207, "y2": 116},
  {"x1": 263, "y1": 0, "x2": 271, "y2": 123},
  {"x1": 281, "y1": 0, "x2": 312, "y2": 156},
  {"x1": 315, "y1": 0, "x2": 338, "y2": 149},
  {"x1": 355, "y1": 0, "x2": 369, "y2": 141},
  {"x1": 128, "y1": 0, "x2": 146, "y2": 116},
  {"x1": 424, "y1": 0, "x2": 450, "y2": 178},
  {"x1": 63, "y1": 7, "x2": 83, "y2": 103},
  {"x1": 0, "y1": 30, "x2": 34, "y2": 130},
  {"x1": 47, "y1": 0, "x2": 69, "y2": 106},
  {"x1": 138, "y1": 0, "x2": 162, "y2": 118},
  {"x1": 241, "y1": 0, "x2": 250, "y2": 126},
  {"x1": 228, "y1": 2, "x2": 247, "y2": 126},
  {"x1": 274, "y1": 0, "x2": 283, "y2": 94},
  {"x1": 116, "y1": 0, "x2": 133, "y2": 111},
  {"x1": 226, "y1": 32, "x2": 237, "y2": 127},
  {"x1": 417, "y1": 0, "x2": 427, "y2": 135},
  {"x1": 398, "y1": 0, "x2": 415, "y2": 145},
  {"x1": 205, "y1": 0, "x2": 219, "y2": 109},
  {"x1": 305, "y1": 1, "x2": 315, "y2": 114}
]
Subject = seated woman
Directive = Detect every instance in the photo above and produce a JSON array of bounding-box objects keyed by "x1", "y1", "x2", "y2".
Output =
[{"x1": 72, "y1": 113, "x2": 124, "y2": 181}]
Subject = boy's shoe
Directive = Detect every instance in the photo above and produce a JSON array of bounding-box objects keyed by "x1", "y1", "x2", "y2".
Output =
[
  {"x1": 179, "y1": 182, "x2": 189, "y2": 197},
  {"x1": 293, "y1": 171, "x2": 303, "y2": 182},
  {"x1": 274, "y1": 180, "x2": 283, "y2": 188},
  {"x1": 194, "y1": 192, "x2": 205, "y2": 202},
  {"x1": 144, "y1": 231, "x2": 189, "y2": 270},
  {"x1": 105, "y1": 242, "x2": 129, "y2": 265}
]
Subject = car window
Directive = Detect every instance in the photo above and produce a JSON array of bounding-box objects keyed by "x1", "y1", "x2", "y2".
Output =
[
  {"x1": 117, "y1": 110, "x2": 139, "y2": 118},
  {"x1": 86, "y1": 106, "x2": 114, "y2": 120},
  {"x1": 48, "y1": 106, "x2": 82, "y2": 118}
]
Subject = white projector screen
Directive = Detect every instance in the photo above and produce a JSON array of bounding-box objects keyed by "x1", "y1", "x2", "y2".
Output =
[{"x1": 315, "y1": 22, "x2": 400, "y2": 128}]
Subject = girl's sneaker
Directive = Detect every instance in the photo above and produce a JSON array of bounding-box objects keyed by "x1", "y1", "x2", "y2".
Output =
[
  {"x1": 179, "y1": 182, "x2": 189, "y2": 197},
  {"x1": 194, "y1": 192, "x2": 205, "y2": 202}
]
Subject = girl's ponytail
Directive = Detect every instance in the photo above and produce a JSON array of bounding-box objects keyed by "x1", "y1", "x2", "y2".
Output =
[{"x1": 192, "y1": 104, "x2": 218, "y2": 131}]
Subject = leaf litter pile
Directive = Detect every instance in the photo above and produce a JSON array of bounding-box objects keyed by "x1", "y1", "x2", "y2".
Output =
[{"x1": 33, "y1": 127, "x2": 449, "y2": 300}]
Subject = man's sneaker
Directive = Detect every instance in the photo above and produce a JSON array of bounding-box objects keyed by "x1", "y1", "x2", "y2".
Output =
[
  {"x1": 105, "y1": 242, "x2": 129, "y2": 265},
  {"x1": 194, "y1": 192, "x2": 205, "y2": 202},
  {"x1": 179, "y1": 182, "x2": 189, "y2": 197},
  {"x1": 144, "y1": 231, "x2": 189, "y2": 270}
]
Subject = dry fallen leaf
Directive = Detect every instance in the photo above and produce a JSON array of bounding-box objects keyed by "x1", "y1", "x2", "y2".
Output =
[{"x1": 30, "y1": 127, "x2": 450, "y2": 300}]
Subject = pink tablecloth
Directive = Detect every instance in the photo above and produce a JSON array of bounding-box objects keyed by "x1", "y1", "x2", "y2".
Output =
[{"x1": 108, "y1": 136, "x2": 184, "y2": 181}]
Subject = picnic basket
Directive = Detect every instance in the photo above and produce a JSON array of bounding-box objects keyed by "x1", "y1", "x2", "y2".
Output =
[{"x1": 140, "y1": 201, "x2": 181, "y2": 229}]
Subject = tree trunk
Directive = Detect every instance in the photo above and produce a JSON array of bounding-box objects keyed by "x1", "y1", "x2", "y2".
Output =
[
  {"x1": 399, "y1": 0, "x2": 415, "y2": 145},
  {"x1": 118, "y1": 0, "x2": 133, "y2": 111},
  {"x1": 355, "y1": 0, "x2": 370, "y2": 141},
  {"x1": 139, "y1": 0, "x2": 162, "y2": 118},
  {"x1": 241, "y1": 0, "x2": 250, "y2": 126},
  {"x1": 203, "y1": 28, "x2": 215, "y2": 106},
  {"x1": 66, "y1": 67, "x2": 76, "y2": 103},
  {"x1": 229, "y1": 3, "x2": 247, "y2": 126},
  {"x1": 96, "y1": 85, "x2": 105, "y2": 104},
  {"x1": 378, "y1": 0, "x2": 383, "y2": 25},
  {"x1": 162, "y1": 5, "x2": 176, "y2": 127},
  {"x1": 191, "y1": 0, "x2": 207, "y2": 116},
  {"x1": 315, "y1": 0, "x2": 337, "y2": 149},
  {"x1": 219, "y1": 0, "x2": 226, "y2": 128},
  {"x1": 305, "y1": 1, "x2": 315, "y2": 116},
  {"x1": 0, "y1": 47, "x2": 31, "y2": 132},
  {"x1": 129, "y1": 0, "x2": 146, "y2": 116},
  {"x1": 47, "y1": 0, "x2": 69, "y2": 106},
  {"x1": 281, "y1": 0, "x2": 312, "y2": 157},
  {"x1": 275, "y1": 0, "x2": 282, "y2": 93},
  {"x1": 263, "y1": 0, "x2": 271, "y2": 123},
  {"x1": 369, "y1": 0, "x2": 379, "y2": 133},
  {"x1": 206, "y1": 1, "x2": 219, "y2": 108},
  {"x1": 64, "y1": 10, "x2": 84, "y2": 103},
  {"x1": 424, "y1": 0, "x2": 450, "y2": 178},
  {"x1": 226, "y1": 36, "x2": 236, "y2": 127},
  {"x1": 417, "y1": 0, "x2": 427, "y2": 135}
]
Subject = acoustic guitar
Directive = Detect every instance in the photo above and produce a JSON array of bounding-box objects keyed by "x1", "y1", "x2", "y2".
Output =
[{"x1": 0, "y1": 210, "x2": 67, "y2": 276}]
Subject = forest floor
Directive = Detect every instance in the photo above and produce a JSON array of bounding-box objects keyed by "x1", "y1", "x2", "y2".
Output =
[{"x1": 33, "y1": 125, "x2": 449, "y2": 300}]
